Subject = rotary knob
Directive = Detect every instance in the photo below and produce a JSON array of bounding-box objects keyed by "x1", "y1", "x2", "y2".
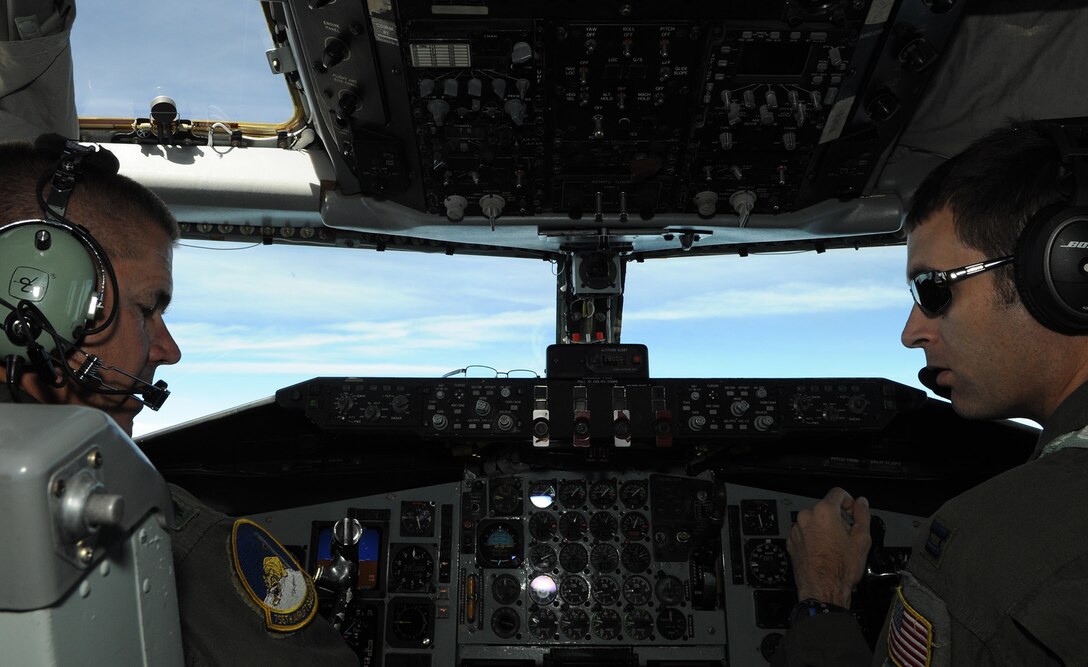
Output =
[
  {"x1": 319, "y1": 38, "x2": 349, "y2": 72},
  {"x1": 336, "y1": 92, "x2": 359, "y2": 126},
  {"x1": 475, "y1": 398, "x2": 492, "y2": 417},
  {"x1": 511, "y1": 41, "x2": 533, "y2": 64}
]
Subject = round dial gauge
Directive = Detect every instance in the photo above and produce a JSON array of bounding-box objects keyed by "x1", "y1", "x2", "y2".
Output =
[
  {"x1": 528, "y1": 605, "x2": 558, "y2": 640},
  {"x1": 529, "y1": 512, "x2": 558, "y2": 541},
  {"x1": 592, "y1": 608, "x2": 622, "y2": 640},
  {"x1": 590, "y1": 543, "x2": 620, "y2": 572},
  {"x1": 746, "y1": 539, "x2": 790, "y2": 587},
  {"x1": 589, "y1": 481, "x2": 617, "y2": 509},
  {"x1": 655, "y1": 575, "x2": 684, "y2": 606},
  {"x1": 490, "y1": 479, "x2": 522, "y2": 516},
  {"x1": 391, "y1": 605, "x2": 429, "y2": 642},
  {"x1": 619, "y1": 481, "x2": 648, "y2": 508},
  {"x1": 529, "y1": 544, "x2": 558, "y2": 572},
  {"x1": 478, "y1": 522, "x2": 522, "y2": 568},
  {"x1": 656, "y1": 607, "x2": 686, "y2": 640},
  {"x1": 593, "y1": 575, "x2": 620, "y2": 605},
  {"x1": 620, "y1": 512, "x2": 649, "y2": 541},
  {"x1": 491, "y1": 607, "x2": 521, "y2": 639},
  {"x1": 390, "y1": 545, "x2": 434, "y2": 591},
  {"x1": 400, "y1": 501, "x2": 435, "y2": 536},
  {"x1": 590, "y1": 512, "x2": 618, "y2": 541},
  {"x1": 560, "y1": 575, "x2": 589, "y2": 605},
  {"x1": 621, "y1": 543, "x2": 651, "y2": 573},
  {"x1": 558, "y1": 480, "x2": 587, "y2": 508},
  {"x1": 559, "y1": 543, "x2": 588, "y2": 573},
  {"x1": 741, "y1": 500, "x2": 777, "y2": 535},
  {"x1": 624, "y1": 608, "x2": 654, "y2": 640},
  {"x1": 559, "y1": 512, "x2": 587, "y2": 541},
  {"x1": 527, "y1": 481, "x2": 557, "y2": 509},
  {"x1": 622, "y1": 575, "x2": 652, "y2": 606},
  {"x1": 560, "y1": 608, "x2": 590, "y2": 640},
  {"x1": 491, "y1": 573, "x2": 521, "y2": 605}
]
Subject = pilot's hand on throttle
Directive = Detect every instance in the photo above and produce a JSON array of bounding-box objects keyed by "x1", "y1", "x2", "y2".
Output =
[{"x1": 787, "y1": 487, "x2": 871, "y2": 607}]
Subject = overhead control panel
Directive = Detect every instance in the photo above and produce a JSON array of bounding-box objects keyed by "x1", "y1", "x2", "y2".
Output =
[{"x1": 265, "y1": 0, "x2": 964, "y2": 235}]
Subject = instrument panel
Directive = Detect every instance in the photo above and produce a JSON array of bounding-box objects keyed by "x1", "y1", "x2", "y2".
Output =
[
  {"x1": 137, "y1": 371, "x2": 1040, "y2": 664},
  {"x1": 140, "y1": 370, "x2": 1040, "y2": 664},
  {"x1": 458, "y1": 472, "x2": 725, "y2": 650},
  {"x1": 258, "y1": 470, "x2": 922, "y2": 667}
]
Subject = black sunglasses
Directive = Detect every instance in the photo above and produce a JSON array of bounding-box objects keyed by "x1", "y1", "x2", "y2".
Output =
[{"x1": 909, "y1": 256, "x2": 1015, "y2": 316}]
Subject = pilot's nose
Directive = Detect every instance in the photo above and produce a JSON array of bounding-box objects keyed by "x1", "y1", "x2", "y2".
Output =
[
  {"x1": 151, "y1": 317, "x2": 182, "y2": 366},
  {"x1": 900, "y1": 302, "x2": 933, "y2": 349}
]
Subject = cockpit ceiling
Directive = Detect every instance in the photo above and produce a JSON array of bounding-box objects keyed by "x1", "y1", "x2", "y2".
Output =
[{"x1": 86, "y1": 1, "x2": 1088, "y2": 258}]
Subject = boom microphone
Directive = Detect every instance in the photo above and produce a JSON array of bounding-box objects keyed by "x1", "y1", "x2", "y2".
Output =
[
  {"x1": 75, "y1": 354, "x2": 171, "y2": 410},
  {"x1": 2, "y1": 297, "x2": 170, "y2": 410}
]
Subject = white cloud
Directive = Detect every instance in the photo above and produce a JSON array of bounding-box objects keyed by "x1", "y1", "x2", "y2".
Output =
[
  {"x1": 169, "y1": 245, "x2": 554, "y2": 326},
  {"x1": 170, "y1": 360, "x2": 458, "y2": 376},
  {"x1": 168, "y1": 305, "x2": 554, "y2": 360},
  {"x1": 626, "y1": 284, "x2": 905, "y2": 322}
]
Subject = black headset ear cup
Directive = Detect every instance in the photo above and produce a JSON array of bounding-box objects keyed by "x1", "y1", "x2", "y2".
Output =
[{"x1": 1015, "y1": 205, "x2": 1088, "y2": 334}]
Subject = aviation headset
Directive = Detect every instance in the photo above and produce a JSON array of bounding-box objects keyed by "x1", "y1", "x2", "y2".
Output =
[
  {"x1": 1013, "y1": 122, "x2": 1088, "y2": 335},
  {"x1": 0, "y1": 136, "x2": 169, "y2": 409}
]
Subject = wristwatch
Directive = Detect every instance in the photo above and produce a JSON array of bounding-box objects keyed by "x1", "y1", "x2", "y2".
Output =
[{"x1": 789, "y1": 598, "x2": 851, "y2": 626}]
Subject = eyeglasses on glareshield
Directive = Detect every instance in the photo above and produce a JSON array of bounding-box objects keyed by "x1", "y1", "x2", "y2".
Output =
[
  {"x1": 909, "y1": 256, "x2": 1015, "y2": 316},
  {"x1": 442, "y1": 365, "x2": 541, "y2": 378}
]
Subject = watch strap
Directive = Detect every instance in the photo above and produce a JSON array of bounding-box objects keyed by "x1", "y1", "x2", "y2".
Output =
[{"x1": 789, "y1": 598, "x2": 852, "y2": 627}]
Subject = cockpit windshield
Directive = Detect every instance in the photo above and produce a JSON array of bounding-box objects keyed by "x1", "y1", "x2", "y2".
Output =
[{"x1": 68, "y1": 1, "x2": 920, "y2": 437}]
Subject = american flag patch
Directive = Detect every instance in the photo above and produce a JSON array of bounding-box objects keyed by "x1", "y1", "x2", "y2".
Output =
[{"x1": 888, "y1": 587, "x2": 933, "y2": 667}]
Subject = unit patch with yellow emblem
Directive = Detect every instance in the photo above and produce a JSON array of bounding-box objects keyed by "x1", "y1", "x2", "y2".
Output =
[{"x1": 231, "y1": 518, "x2": 319, "y2": 632}]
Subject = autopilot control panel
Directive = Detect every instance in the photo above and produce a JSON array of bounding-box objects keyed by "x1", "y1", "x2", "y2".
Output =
[{"x1": 275, "y1": 375, "x2": 924, "y2": 447}]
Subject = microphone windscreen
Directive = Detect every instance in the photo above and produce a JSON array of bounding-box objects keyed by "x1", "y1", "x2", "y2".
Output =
[
  {"x1": 33, "y1": 133, "x2": 69, "y2": 157},
  {"x1": 917, "y1": 367, "x2": 952, "y2": 400}
]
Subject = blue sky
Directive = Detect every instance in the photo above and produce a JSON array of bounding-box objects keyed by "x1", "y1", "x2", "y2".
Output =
[
  {"x1": 67, "y1": 2, "x2": 929, "y2": 437},
  {"x1": 131, "y1": 244, "x2": 922, "y2": 435}
]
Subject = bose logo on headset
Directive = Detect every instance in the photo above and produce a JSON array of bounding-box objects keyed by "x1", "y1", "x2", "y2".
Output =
[{"x1": 1059, "y1": 241, "x2": 1088, "y2": 248}]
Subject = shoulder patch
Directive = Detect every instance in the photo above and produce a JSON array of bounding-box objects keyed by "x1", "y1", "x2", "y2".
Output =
[
  {"x1": 231, "y1": 518, "x2": 318, "y2": 632},
  {"x1": 888, "y1": 586, "x2": 933, "y2": 667}
]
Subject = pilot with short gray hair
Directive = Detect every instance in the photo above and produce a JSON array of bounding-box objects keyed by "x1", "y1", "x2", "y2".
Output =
[{"x1": 0, "y1": 136, "x2": 360, "y2": 666}]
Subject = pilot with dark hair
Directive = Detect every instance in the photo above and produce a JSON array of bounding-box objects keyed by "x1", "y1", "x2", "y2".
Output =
[
  {"x1": 0, "y1": 138, "x2": 359, "y2": 666},
  {"x1": 774, "y1": 120, "x2": 1088, "y2": 665}
]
